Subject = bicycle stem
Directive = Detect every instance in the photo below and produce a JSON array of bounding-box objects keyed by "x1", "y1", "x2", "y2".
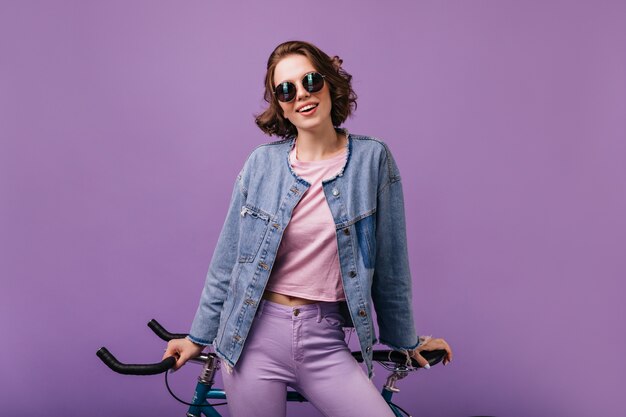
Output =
[
  {"x1": 193, "y1": 354, "x2": 220, "y2": 386},
  {"x1": 383, "y1": 367, "x2": 409, "y2": 393}
]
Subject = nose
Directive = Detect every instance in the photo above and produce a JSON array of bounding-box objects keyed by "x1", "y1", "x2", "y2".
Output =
[{"x1": 294, "y1": 81, "x2": 311, "y2": 101}]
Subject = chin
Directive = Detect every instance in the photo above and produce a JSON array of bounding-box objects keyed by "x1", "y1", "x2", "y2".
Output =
[
  {"x1": 300, "y1": 114, "x2": 332, "y2": 129},
  {"x1": 295, "y1": 120, "x2": 326, "y2": 132}
]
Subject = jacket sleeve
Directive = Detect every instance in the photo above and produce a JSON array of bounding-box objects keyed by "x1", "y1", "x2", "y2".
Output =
[
  {"x1": 371, "y1": 144, "x2": 420, "y2": 351},
  {"x1": 188, "y1": 168, "x2": 247, "y2": 346}
]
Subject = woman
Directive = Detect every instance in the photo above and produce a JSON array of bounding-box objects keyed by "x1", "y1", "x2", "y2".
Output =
[{"x1": 164, "y1": 40, "x2": 452, "y2": 417}]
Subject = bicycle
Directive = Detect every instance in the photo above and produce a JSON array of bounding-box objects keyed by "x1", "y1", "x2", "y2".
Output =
[{"x1": 97, "y1": 319, "x2": 446, "y2": 417}]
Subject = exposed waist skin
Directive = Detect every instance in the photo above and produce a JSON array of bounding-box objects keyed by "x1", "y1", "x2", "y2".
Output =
[{"x1": 262, "y1": 290, "x2": 320, "y2": 306}]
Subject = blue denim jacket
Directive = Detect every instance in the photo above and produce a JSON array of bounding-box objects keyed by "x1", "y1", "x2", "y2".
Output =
[{"x1": 188, "y1": 127, "x2": 419, "y2": 378}]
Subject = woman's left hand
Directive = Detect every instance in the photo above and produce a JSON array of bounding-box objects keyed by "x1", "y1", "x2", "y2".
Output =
[{"x1": 409, "y1": 337, "x2": 453, "y2": 368}]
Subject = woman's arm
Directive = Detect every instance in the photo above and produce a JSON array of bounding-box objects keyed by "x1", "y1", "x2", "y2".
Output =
[
  {"x1": 371, "y1": 143, "x2": 454, "y2": 368},
  {"x1": 371, "y1": 143, "x2": 420, "y2": 352},
  {"x1": 187, "y1": 168, "x2": 247, "y2": 346}
]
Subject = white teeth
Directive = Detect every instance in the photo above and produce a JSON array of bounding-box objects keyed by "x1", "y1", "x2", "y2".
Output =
[{"x1": 298, "y1": 104, "x2": 317, "y2": 112}]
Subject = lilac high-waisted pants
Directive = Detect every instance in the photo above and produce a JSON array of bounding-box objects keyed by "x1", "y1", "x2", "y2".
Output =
[{"x1": 221, "y1": 299, "x2": 395, "y2": 417}]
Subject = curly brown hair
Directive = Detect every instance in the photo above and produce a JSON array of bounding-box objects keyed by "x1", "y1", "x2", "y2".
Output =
[{"x1": 255, "y1": 40, "x2": 358, "y2": 138}]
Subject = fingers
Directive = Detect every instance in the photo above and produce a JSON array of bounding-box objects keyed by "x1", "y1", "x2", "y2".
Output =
[
  {"x1": 435, "y1": 338, "x2": 453, "y2": 365},
  {"x1": 409, "y1": 350, "x2": 431, "y2": 369},
  {"x1": 161, "y1": 339, "x2": 206, "y2": 370},
  {"x1": 416, "y1": 337, "x2": 454, "y2": 366},
  {"x1": 174, "y1": 351, "x2": 190, "y2": 370},
  {"x1": 162, "y1": 341, "x2": 184, "y2": 370},
  {"x1": 445, "y1": 341, "x2": 453, "y2": 365},
  {"x1": 435, "y1": 339, "x2": 452, "y2": 365},
  {"x1": 162, "y1": 342, "x2": 177, "y2": 361}
]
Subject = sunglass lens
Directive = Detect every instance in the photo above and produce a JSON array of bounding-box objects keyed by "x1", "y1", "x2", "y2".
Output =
[
  {"x1": 303, "y1": 72, "x2": 324, "y2": 93},
  {"x1": 275, "y1": 82, "x2": 296, "y2": 102}
]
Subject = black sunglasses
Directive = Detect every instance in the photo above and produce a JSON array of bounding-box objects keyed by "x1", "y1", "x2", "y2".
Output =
[{"x1": 273, "y1": 72, "x2": 326, "y2": 103}]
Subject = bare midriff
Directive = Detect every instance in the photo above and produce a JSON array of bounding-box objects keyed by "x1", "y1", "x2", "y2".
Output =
[{"x1": 262, "y1": 290, "x2": 319, "y2": 306}]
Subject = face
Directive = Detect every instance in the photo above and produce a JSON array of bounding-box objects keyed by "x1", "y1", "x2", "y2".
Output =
[{"x1": 272, "y1": 54, "x2": 333, "y2": 133}]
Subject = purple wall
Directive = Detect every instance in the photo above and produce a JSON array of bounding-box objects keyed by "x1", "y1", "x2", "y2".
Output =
[{"x1": 1, "y1": 1, "x2": 624, "y2": 416}]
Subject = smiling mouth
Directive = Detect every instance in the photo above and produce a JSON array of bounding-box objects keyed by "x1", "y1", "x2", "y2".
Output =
[{"x1": 297, "y1": 104, "x2": 319, "y2": 113}]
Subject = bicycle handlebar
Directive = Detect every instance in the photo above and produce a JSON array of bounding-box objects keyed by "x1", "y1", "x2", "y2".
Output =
[
  {"x1": 97, "y1": 347, "x2": 177, "y2": 375},
  {"x1": 97, "y1": 319, "x2": 447, "y2": 375},
  {"x1": 352, "y1": 349, "x2": 446, "y2": 368},
  {"x1": 147, "y1": 319, "x2": 188, "y2": 341}
]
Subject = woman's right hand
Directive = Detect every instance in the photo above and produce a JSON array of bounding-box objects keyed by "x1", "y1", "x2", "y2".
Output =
[{"x1": 162, "y1": 337, "x2": 206, "y2": 370}]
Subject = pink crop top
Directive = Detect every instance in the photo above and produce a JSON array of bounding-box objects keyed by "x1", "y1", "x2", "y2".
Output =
[{"x1": 265, "y1": 141, "x2": 347, "y2": 301}]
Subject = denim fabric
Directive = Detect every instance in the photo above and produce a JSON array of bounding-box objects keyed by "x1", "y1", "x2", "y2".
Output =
[{"x1": 188, "y1": 127, "x2": 419, "y2": 378}]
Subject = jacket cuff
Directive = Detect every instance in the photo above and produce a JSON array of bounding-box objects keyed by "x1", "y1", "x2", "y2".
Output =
[
  {"x1": 416, "y1": 335, "x2": 433, "y2": 349},
  {"x1": 186, "y1": 334, "x2": 211, "y2": 347},
  {"x1": 378, "y1": 337, "x2": 421, "y2": 352}
]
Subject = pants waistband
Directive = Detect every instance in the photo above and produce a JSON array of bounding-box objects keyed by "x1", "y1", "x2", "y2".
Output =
[{"x1": 257, "y1": 299, "x2": 341, "y2": 320}]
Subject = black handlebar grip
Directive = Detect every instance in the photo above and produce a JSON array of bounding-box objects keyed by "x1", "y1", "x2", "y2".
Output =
[
  {"x1": 147, "y1": 319, "x2": 188, "y2": 341},
  {"x1": 351, "y1": 349, "x2": 446, "y2": 368},
  {"x1": 96, "y1": 347, "x2": 177, "y2": 375}
]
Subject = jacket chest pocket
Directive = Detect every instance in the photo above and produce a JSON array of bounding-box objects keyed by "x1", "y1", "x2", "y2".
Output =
[{"x1": 238, "y1": 204, "x2": 271, "y2": 262}]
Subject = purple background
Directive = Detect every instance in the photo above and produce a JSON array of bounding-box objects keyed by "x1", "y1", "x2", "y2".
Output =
[{"x1": 1, "y1": 1, "x2": 624, "y2": 416}]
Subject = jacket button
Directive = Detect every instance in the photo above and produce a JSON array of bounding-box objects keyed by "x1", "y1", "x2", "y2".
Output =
[
  {"x1": 343, "y1": 228, "x2": 350, "y2": 235},
  {"x1": 366, "y1": 346, "x2": 371, "y2": 353},
  {"x1": 332, "y1": 188, "x2": 340, "y2": 196},
  {"x1": 273, "y1": 223, "x2": 280, "y2": 229},
  {"x1": 245, "y1": 298, "x2": 255, "y2": 306},
  {"x1": 349, "y1": 270, "x2": 356, "y2": 278},
  {"x1": 259, "y1": 262, "x2": 270, "y2": 270},
  {"x1": 233, "y1": 335, "x2": 241, "y2": 342},
  {"x1": 359, "y1": 309, "x2": 367, "y2": 317}
]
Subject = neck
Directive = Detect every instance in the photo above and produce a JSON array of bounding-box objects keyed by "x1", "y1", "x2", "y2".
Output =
[{"x1": 294, "y1": 123, "x2": 346, "y2": 161}]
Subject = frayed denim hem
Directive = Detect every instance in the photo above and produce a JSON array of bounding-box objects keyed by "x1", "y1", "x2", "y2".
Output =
[
  {"x1": 378, "y1": 338, "x2": 420, "y2": 352},
  {"x1": 378, "y1": 336, "x2": 432, "y2": 367},
  {"x1": 212, "y1": 343, "x2": 235, "y2": 374},
  {"x1": 186, "y1": 334, "x2": 211, "y2": 346}
]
